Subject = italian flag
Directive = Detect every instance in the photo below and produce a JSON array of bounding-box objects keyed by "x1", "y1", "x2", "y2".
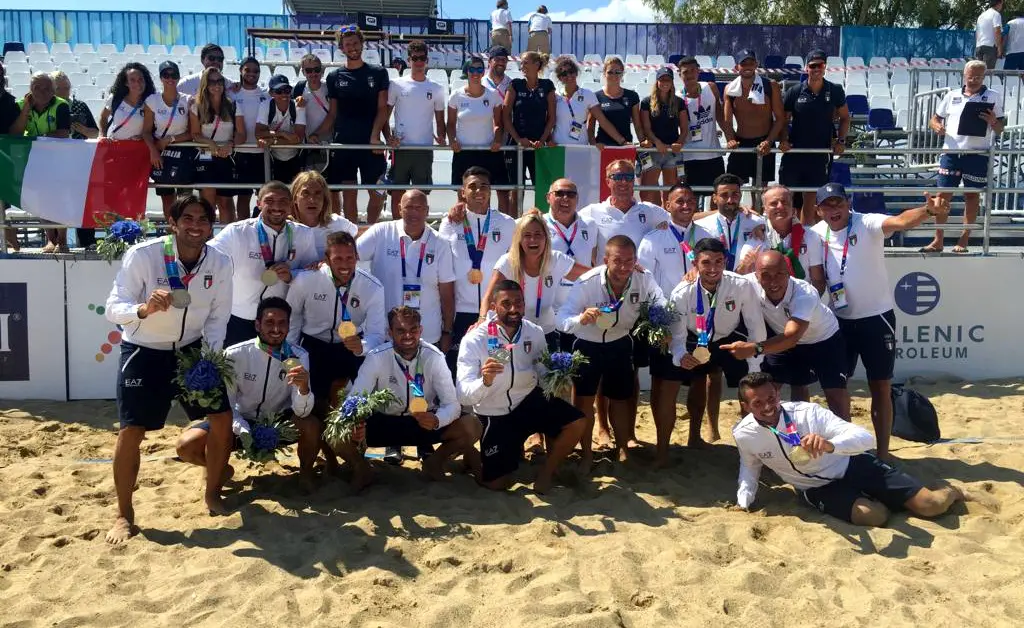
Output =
[
  {"x1": 534, "y1": 145, "x2": 637, "y2": 211},
  {"x1": 0, "y1": 137, "x2": 152, "y2": 228}
]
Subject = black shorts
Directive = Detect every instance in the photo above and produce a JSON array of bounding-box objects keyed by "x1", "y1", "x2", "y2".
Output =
[
  {"x1": 571, "y1": 336, "x2": 636, "y2": 400},
  {"x1": 451, "y1": 149, "x2": 510, "y2": 186},
  {"x1": 649, "y1": 346, "x2": 688, "y2": 382},
  {"x1": 632, "y1": 334, "x2": 651, "y2": 369},
  {"x1": 224, "y1": 315, "x2": 258, "y2": 348},
  {"x1": 364, "y1": 412, "x2": 448, "y2": 448},
  {"x1": 780, "y1": 153, "x2": 832, "y2": 189},
  {"x1": 505, "y1": 146, "x2": 536, "y2": 185},
  {"x1": 478, "y1": 388, "x2": 583, "y2": 482},
  {"x1": 727, "y1": 135, "x2": 776, "y2": 184},
  {"x1": 329, "y1": 144, "x2": 387, "y2": 185},
  {"x1": 446, "y1": 311, "x2": 481, "y2": 381},
  {"x1": 116, "y1": 340, "x2": 230, "y2": 431},
  {"x1": 271, "y1": 156, "x2": 303, "y2": 186},
  {"x1": 232, "y1": 152, "x2": 266, "y2": 191},
  {"x1": 543, "y1": 331, "x2": 559, "y2": 353},
  {"x1": 152, "y1": 147, "x2": 198, "y2": 196},
  {"x1": 558, "y1": 332, "x2": 577, "y2": 352},
  {"x1": 683, "y1": 157, "x2": 726, "y2": 191},
  {"x1": 195, "y1": 155, "x2": 236, "y2": 198},
  {"x1": 838, "y1": 310, "x2": 896, "y2": 381},
  {"x1": 801, "y1": 453, "x2": 924, "y2": 523},
  {"x1": 390, "y1": 149, "x2": 433, "y2": 186},
  {"x1": 762, "y1": 330, "x2": 848, "y2": 389},
  {"x1": 678, "y1": 331, "x2": 750, "y2": 388},
  {"x1": 299, "y1": 333, "x2": 365, "y2": 403}
]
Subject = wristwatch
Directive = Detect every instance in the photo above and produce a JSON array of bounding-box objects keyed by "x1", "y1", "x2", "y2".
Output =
[{"x1": 754, "y1": 342, "x2": 765, "y2": 357}]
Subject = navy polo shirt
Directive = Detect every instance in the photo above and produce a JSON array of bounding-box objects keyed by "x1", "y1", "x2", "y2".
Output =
[{"x1": 783, "y1": 80, "x2": 846, "y2": 149}]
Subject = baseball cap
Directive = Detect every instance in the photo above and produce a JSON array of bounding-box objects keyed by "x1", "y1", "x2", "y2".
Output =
[
  {"x1": 488, "y1": 46, "x2": 510, "y2": 58},
  {"x1": 736, "y1": 49, "x2": 757, "y2": 64},
  {"x1": 815, "y1": 182, "x2": 848, "y2": 205},
  {"x1": 655, "y1": 67, "x2": 673, "y2": 80},
  {"x1": 806, "y1": 49, "x2": 828, "y2": 65},
  {"x1": 268, "y1": 74, "x2": 291, "y2": 91},
  {"x1": 158, "y1": 60, "x2": 181, "y2": 76}
]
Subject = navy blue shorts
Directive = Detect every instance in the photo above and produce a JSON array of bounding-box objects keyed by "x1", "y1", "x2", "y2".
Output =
[
  {"x1": 780, "y1": 153, "x2": 832, "y2": 189},
  {"x1": 329, "y1": 144, "x2": 386, "y2": 185},
  {"x1": 116, "y1": 340, "x2": 230, "y2": 431},
  {"x1": 801, "y1": 453, "x2": 925, "y2": 523},
  {"x1": 194, "y1": 155, "x2": 236, "y2": 198},
  {"x1": 938, "y1": 153, "x2": 988, "y2": 189},
  {"x1": 478, "y1": 388, "x2": 583, "y2": 482},
  {"x1": 678, "y1": 331, "x2": 749, "y2": 388},
  {"x1": 446, "y1": 311, "x2": 483, "y2": 382},
  {"x1": 838, "y1": 310, "x2": 896, "y2": 381},
  {"x1": 231, "y1": 152, "x2": 265, "y2": 191},
  {"x1": 224, "y1": 315, "x2": 258, "y2": 348},
  {"x1": 558, "y1": 331, "x2": 578, "y2": 352},
  {"x1": 648, "y1": 345, "x2": 688, "y2": 382},
  {"x1": 571, "y1": 336, "x2": 636, "y2": 400},
  {"x1": 763, "y1": 330, "x2": 849, "y2": 389},
  {"x1": 299, "y1": 333, "x2": 364, "y2": 403},
  {"x1": 364, "y1": 412, "x2": 449, "y2": 448}
]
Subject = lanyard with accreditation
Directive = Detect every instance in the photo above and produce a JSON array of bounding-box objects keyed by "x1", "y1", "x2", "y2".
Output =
[
  {"x1": 823, "y1": 224, "x2": 852, "y2": 310},
  {"x1": 400, "y1": 234, "x2": 429, "y2": 309}
]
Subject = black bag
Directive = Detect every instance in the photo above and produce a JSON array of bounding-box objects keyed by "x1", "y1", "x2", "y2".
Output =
[{"x1": 891, "y1": 384, "x2": 941, "y2": 443}]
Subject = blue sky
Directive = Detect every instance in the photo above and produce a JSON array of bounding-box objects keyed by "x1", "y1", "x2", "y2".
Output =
[{"x1": 17, "y1": 0, "x2": 657, "y2": 22}]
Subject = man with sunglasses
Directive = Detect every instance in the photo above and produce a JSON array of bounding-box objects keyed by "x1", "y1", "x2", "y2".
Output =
[
  {"x1": 178, "y1": 43, "x2": 234, "y2": 96},
  {"x1": 485, "y1": 46, "x2": 515, "y2": 216},
  {"x1": 256, "y1": 75, "x2": 306, "y2": 186},
  {"x1": 312, "y1": 26, "x2": 390, "y2": 224},
  {"x1": 229, "y1": 57, "x2": 268, "y2": 221},
  {"x1": 295, "y1": 54, "x2": 334, "y2": 200},
  {"x1": 779, "y1": 50, "x2": 850, "y2": 225},
  {"x1": 579, "y1": 159, "x2": 669, "y2": 250},
  {"x1": 385, "y1": 39, "x2": 446, "y2": 219}
]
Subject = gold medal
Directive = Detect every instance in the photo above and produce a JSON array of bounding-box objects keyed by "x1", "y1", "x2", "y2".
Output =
[
  {"x1": 692, "y1": 346, "x2": 711, "y2": 364},
  {"x1": 282, "y1": 357, "x2": 302, "y2": 371},
  {"x1": 261, "y1": 268, "x2": 279, "y2": 286},
  {"x1": 789, "y1": 445, "x2": 811, "y2": 465},
  {"x1": 409, "y1": 396, "x2": 429, "y2": 413},
  {"x1": 337, "y1": 321, "x2": 358, "y2": 338},
  {"x1": 468, "y1": 268, "x2": 483, "y2": 284}
]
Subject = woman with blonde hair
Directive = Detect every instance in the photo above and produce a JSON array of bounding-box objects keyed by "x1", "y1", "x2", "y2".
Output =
[
  {"x1": 590, "y1": 57, "x2": 643, "y2": 148},
  {"x1": 639, "y1": 67, "x2": 687, "y2": 205},
  {"x1": 289, "y1": 169, "x2": 359, "y2": 258},
  {"x1": 480, "y1": 210, "x2": 589, "y2": 351},
  {"x1": 189, "y1": 66, "x2": 245, "y2": 223}
]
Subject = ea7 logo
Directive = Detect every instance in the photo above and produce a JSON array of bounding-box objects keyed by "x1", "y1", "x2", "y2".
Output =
[
  {"x1": 123, "y1": 378, "x2": 144, "y2": 387},
  {"x1": 313, "y1": 293, "x2": 328, "y2": 301},
  {"x1": 485, "y1": 446, "x2": 499, "y2": 456},
  {"x1": 758, "y1": 451, "x2": 773, "y2": 459},
  {"x1": 244, "y1": 372, "x2": 258, "y2": 381}
]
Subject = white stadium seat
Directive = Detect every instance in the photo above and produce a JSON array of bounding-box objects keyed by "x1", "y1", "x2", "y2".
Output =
[
  {"x1": 31, "y1": 60, "x2": 55, "y2": 72},
  {"x1": 73, "y1": 43, "x2": 95, "y2": 56},
  {"x1": 869, "y1": 95, "x2": 893, "y2": 110},
  {"x1": 646, "y1": 54, "x2": 666, "y2": 66},
  {"x1": 288, "y1": 48, "x2": 307, "y2": 63},
  {"x1": 717, "y1": 55, "x2": 736, "y2": 68},
  {"x1": 77, "y1": 52, "x2": 100, "y2": 66},
  {"x1": 87, "y1": 62, "x2": 108, "y2": 75},
  {"x1": 123, "y1": 44, "x2": 145, "y2": 56},
  {"x1": 4, "y1": 60, "x2": 30, "y2": 73},
  {"x1": 170, "y1": 45, "x2": 192, "y2": 59},
  {"x1": 97, "y1": 43, "x2": 118, "y2": 57},
  {"x1": 845, "y1": 82, "x2": 867, "y2": 96},
  {"x1": 868, "y1": 71, "x2": 888, "y2": 85},
  {"x1": 868, "y1": 56, "x2": 887, "y2": 67},
  {"x1": 625, "y1": 54, "x2": 644, "y2": 65},
  {"x1": 784, "y1": 55, "x2": 803, "y2": 66},
  {"x1": 427, "y1": 68, "x2": 448, "y2": 85},
  {"x1": 583, "y1": 54, "x2": 602, "y2": 65},
  {"x1": 5, "y1": 51, "x2": 28, "y2": 64},
  {"x1": 891, "y1": 84, "x2": 910, "y2": 99},
  {"x1": 51, "y1": 42, "x2": 72, "y2": 56},
  {"x1": 265, "y1": 47, "x2": 287, "y2": 63},
  {"x1": 312, "y1": 48, "x2": 332, "y2": 64},
  {"x1": 27, "y1": 42, "x2": 49, "y2": 56},
  {"x1": 694, "y1": 55, "x2": 713, "y2": 69},
  {"x1": 846, "y1": 56, "x2": 865, "y2": 68},
  {"x1": 181, "y1": 54, "x2": 201, "y2": 68},
  {"x1": 826, "y1": 56, "x2": 844, "y2": 68},
  {"x1": 148, "y1": 45, "x2": 168, "y2": 56},
  {"x1": 450, "y1": 78, "x2": 467, "y2": 92},
  {"x1": 7, "y1": 70, "x2": 31, "y2": 85},
  {"x1": 363, "y1": 49, "x2": 381, "y2": 66},
  {"x1": 86, "y1": 99, "x2": 104, "y2": 118},
  {"x1": 58, "y1": 61, "x2": 81, "y2": 74},
  {"x1": 274, "y1": 66, "x2": 297, "y2": 81},
  {"x1": 52, "y1": 52, "x2": 76, "y2": 65},
  {"x1": 193, "y1": 45, "x2": 205, "y2": 55},
  {"x1": 222, "y1": 46, "x2": 239, "y2": 62},
  {"x1": 74, "y1": 84, "x2": 104, "y2": 101},
  {"x1": 107, "y1": 53, "x2": 129, "y2": 66}
]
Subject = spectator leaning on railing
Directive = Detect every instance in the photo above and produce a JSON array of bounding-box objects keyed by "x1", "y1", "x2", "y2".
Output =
[
  {"x1": 145, "y1": 61, "x2": 194, "y2": 223},
  {"x1": 189, "y1": 66, "x2": 246, "y2": 224},
  {"x1": 447, "y1": 55, "x2": 506, "y2": 192},
  {"x1": 592, "y1": 57, "x2": 643, "y2": 151},
  {"x1": 639, "y1": 67, "x2": 686, "y2": 206},
  {"x1": 551, "y1": 55, "x2": 626, "y2": 148},
  {"x1": 922, "y1": 60, "x2": 1005, "y2": 254},
  {"x1": 53, "y1": 70, "x2": 100, "y2": 249},
  {"x1": 255, "y1": 74, "x2": 306, "y2": 186},
  {"x1": 19, "y1": 72, "x2": 71, "y2": 253}
]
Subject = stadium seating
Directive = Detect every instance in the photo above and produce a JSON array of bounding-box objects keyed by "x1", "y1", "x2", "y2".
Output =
[
  {"x1": 694, "y1": 55, "x2": 713, "y2": 68},
  {"x1": 73, "y1": 43, "x2": 94, "y2": 55}
]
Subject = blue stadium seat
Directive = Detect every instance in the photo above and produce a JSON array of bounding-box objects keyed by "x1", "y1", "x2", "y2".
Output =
[
  {"x1": 867, "y1": 107, "x2": 895, "y2": 131},
  {"x1": 846, "y1": 94, "x2": 869, "y2": 116},
  {"x1": 764, "y1": 55, "x2": 784, "y2": 69},
  {"x1": 668, "y1": 54, "x2": 682, "y2": 66},
  {"x1": 3, "y1": 41, "x2": 25, "y2": 56},
  {"x1": 830, "y1": 162, "x2": 852, "y2": 187},
  {"x1": 698, "y1": 71, "x2": 715, "y2": 82},
  {"x1": 852, "y1": 192, "x2": 887, "y2": 214}
]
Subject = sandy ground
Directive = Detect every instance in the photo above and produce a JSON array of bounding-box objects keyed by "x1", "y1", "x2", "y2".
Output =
[{"x1": 1, "y1": 380, "x2": 1022, "y2": 627}]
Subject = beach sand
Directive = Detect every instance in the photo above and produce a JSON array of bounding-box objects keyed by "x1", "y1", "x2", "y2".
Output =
[{"x1": 1, "y1": 380, "x2": 1022, "y2": 627}]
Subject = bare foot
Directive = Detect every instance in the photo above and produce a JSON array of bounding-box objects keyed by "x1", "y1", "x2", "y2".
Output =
[
  {"x1": 534, "y1": 471, "x2": 554, "y2": 494},
  {"x1": 462, "y1": 449, "x2": 483, "y2": 479},
  {"x1": 222, "y1": 464, "x2": 235, "y2": 484},
  {"x1": 687, "y1": 438, "x2": 711, "y2": 450},
  {"x1": 705, "y1": 429, "x2": 721, "y2": 443},
  {"x1": 205, "y1": 494, "x2": 230, "y2": 516},
  {"x1": 617, "y1": 447, "x2": 629, "y2": 463},
  {"x1": 579, "y1": 452, "x2": 594, "y2": 476},
  {"x1": 105, "y1": 515, "x2": 136, "y2": 545},
  {"x1": 593, "y1": 429, "x2": 612, "y2": 450},
  {"x1": 350, "y1": 465, "x2": 375, "y2": 492},
  {"x1": 421, "y1": 456, "x2": 447, "y2": 481}
]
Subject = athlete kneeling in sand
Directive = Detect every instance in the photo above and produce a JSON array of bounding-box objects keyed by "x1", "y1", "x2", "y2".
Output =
[{"x1": 733, "y1": 372, "x2": 967, "y2": 526}]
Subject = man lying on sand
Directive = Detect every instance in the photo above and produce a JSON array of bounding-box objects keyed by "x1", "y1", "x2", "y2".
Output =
[{"x1": 733, "y1": 372, "x2": 967, "y2": 526}]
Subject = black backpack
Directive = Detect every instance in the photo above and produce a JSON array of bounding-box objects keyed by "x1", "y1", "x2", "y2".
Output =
[
  {"x1": 267, "y1": 99, "x2": 296, "y2": 127},
  {"x1": 891, "y1": 384, "x2": 941, "y2": 443}
]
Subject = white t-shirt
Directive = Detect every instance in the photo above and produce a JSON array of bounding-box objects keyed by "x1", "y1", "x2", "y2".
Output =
[
  {"x1": 190, "y1": 102, "x2": 236, "y2": 143},
  {"x1": 553, "y1": 86, "x2": 599, "y2": 145},
  {"x1": 976, "y1": 7, "x2": 1003, "y2": 47},
  {"x1": 811, "y1": 212, "x2": 892, "y2": 320},
  {"x1": 491, "y1": 8, "x2": 512, "y2": 30},
  {"x1": 297, "y1": 81, "x2": 331, "y2": 137},
  {"x1": 743, "y1": 274, "x2": 839, "y2": 345},
  {"x1": 695, "y1": 211, "x2": 767, "y2": 272},
  {"x1": 104, "y1": 95, "x2": 146, "y2": 140},
  {"x1": 256, "y1": 99, "x2": 307, "y2": 161},
  {"x1": 145, "y1": 92, "x2": 190, "y2": 140},
  {"x1": 935, "y1": 86, "x2": 1004, "y2": 151},
  {"x1": 1007, "y1": 18, "x2": 1024, "y2": 55},
  {"x1": 494, "y1": 250, "x2": 575, "y2": 333},
  {"x1": 528, "y1": 12, "x2": 552, "y2": 32},
  {"x1": 485, "y1": 74, "x2": 512, "y2": 102},
  {"x1": 229, "y1": 86, "x2": 268, "y2": 154},
  {"x1": 177, "y1": 72, "x2": 237, "y2": 97},
  {"x1": 578, "y1": 199, "x2": 669, "y2": 250},
  {"x1": 680, "y1": 82, "x2": 720, "y2": 161},
  {"x1": 546, "y1": 214, "x2": 600, "y2": 312},
  {"x1": 387, "y1": 77, "x2": 446, "y2": 146},
  {"x1": 438, "y1": 208, "x2": 518, "y2": 314},
  {"x1": 637, "y1": 220, "x2": 714, "y2": 295},
  {"x1": 310, "y1": 214, "x2": 359, "y2": 259},
  {"x1": 448, "y1": 87, "x2": 500, "y2": 147}
]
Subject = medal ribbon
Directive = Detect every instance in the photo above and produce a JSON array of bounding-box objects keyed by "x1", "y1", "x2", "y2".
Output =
[
  {"x1": 399, "y1": 236, "x2": 428, "y2": 281},
  {"x1": 549, "y1": 217, "x2": 578, "y2": 258},
  {"x1": 462, "y1": 211, "x2": 492, "y2": 270},
  {"x1": 333, "y1": 274, "x2": 353, "y2": 323},
  {"x1": 257, "y1": 339, "x2": 294, "y2": 362},
  {"x1": 695, "y1": 285, "x2": 718, "y2": 347},
  {"x1": 599, "y1": 269, "x2": 631, "y2": 313},
  {"x1": 823, "y1": 223, "x2": 852, "y2": 284},
  {"x1": 487, "y1": 321, "x2": 521, "y2": 352},
  {"x1": 717, "y1": 216, "x2": 743, "y2": 270},
  {"x1": 395, "y1": 353, "x2": 425, "y2": 397},
  {"x1": 768, "y1": 408, "x2": 802, "y2": 447},
  {"x1": 669, "y1": 223, "x2": 696, "y2": 273},
  {"x1": 256, "y1": 219, "x2": 295, "y2": 268},
  {"x1": 162, "y1": 236, "x2": 198, "y2": 291},
  {"x1": 775, "y1": 223, "x2": 806, "y2": 280}
]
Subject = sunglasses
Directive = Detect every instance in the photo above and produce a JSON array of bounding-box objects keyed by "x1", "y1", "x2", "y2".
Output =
[
  {"x1": 160, "y1": 72, "x2": 179, "y2": 80},
  {"x1": 208, "y1": 78, "x2": 225, "y2": 86},
  {"x1": 340, "y1": 24, "x2": 359, "y2": 34},
  {"x1": 206, "y1": 55, "x2": 225, "y2": 63},
  {"x1": 808, "y1": 62, "x2": 825, "y2": 69},
  {"x1": 606, "y1": 70, "x2": 624, "y2": 76},
  {"x1": 552, "y1": 190, "x2": 578, "y2": 198},
  {"x1": 557, "y1": 70, "x2": 578, "y2": 78},
  {"x1": 609, "y1": 173, "x2": 635, "y2": 182},
  {"x1": 466, "y1": 66, "x2": 485, "y2": 74},
  {"x1": 303, "y1": 66, "x2": 322, "y2": 74},
  {"x1": 409, "y1": 55, "x2": 428, "y2": 62}
]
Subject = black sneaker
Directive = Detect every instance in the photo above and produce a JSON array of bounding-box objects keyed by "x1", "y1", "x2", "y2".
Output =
[{"x1": 383, "y1": 447, "x2": 402, "y2": 465}]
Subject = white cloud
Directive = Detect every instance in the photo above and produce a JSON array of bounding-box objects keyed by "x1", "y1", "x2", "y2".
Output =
[{"x1": 519, "y1": 0, "x2": 659, "y2": 23}]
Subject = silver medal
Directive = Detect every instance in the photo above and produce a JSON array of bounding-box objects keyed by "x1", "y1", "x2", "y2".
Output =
[
  {"x1": 488, "y1": 347, "x2": 511, "y2": 364},
  {"x1": 170, "y1": 289, "x2": 191, "y2": 309}
]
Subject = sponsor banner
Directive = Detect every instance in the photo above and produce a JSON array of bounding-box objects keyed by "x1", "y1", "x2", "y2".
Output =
[
  {"x1": 66, "y1": 259, "x2": 122, "y2": 400},
  {"x1": 0, "y1": 260, "x2": 66, "y2": 400}
]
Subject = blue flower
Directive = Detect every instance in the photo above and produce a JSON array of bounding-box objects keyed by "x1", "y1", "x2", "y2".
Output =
[
  {"x1": 648, "y1": 304, "x2": 674, "y2": 326},
  {"x1": 341, "y1": 395, "x2": 364, "y2": 418},
  {"x1": 184, "y1": 359, "x2": 221, "y2": 391},
  {"x1": 252, "y1": 424, "x2": 280, "y2": 451},
  {"x1": 548, "y1": 352, "x2": 574, "y2": 371},
  {"x1": 110, "y1": 220, "x2": 143, "y2": 243}
]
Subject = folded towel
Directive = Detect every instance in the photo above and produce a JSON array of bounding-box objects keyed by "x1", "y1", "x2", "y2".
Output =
[{"x1": 725, "y1": 76, "x2": 766, "y2": 105}]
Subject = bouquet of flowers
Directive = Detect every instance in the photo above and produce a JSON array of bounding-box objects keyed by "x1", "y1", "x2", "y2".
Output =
[
  {"x1": 174, "y1": 343, "x2": 235, "y2": 410},
  {"x1": 323, "y1": 388, "x2": 398, "y2": 450},
  {"x1": 633, "y1": 300, "x2": 679, "y2": 354},
  {"x1": 94, "y1": 213, "x2": 153, "y2": 263},
  {"x1": 539, "y1": 350, "x2": 588, "y2": 399},
  {"x1": 237, "y1": 411, "x2": 299, "y2": 463}
]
